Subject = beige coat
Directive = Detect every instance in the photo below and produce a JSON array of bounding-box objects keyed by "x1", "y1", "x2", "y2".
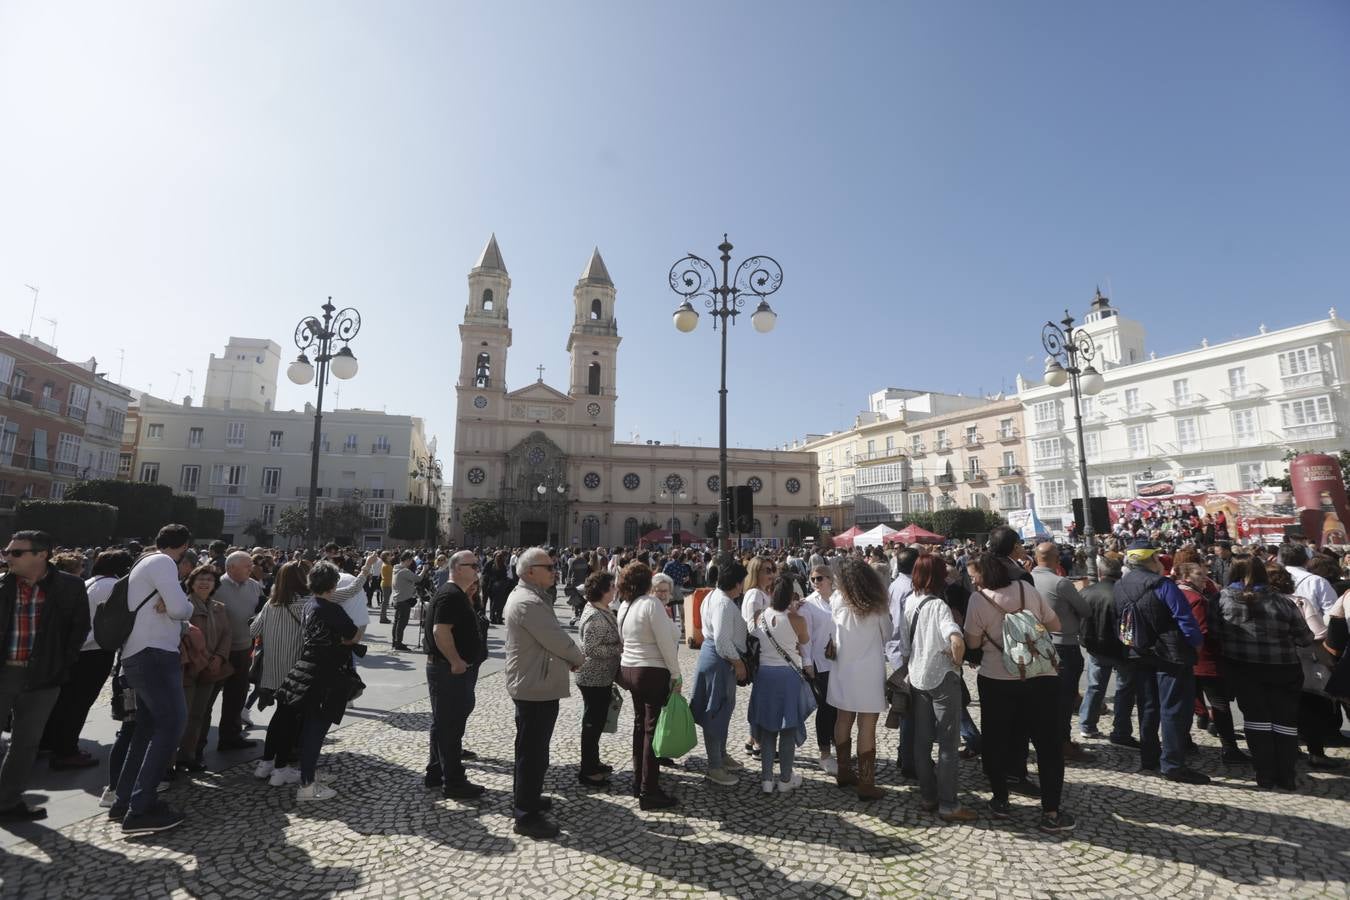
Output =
[{"x1": 503, "y1": 582, "x2": 584, "y2": 701}]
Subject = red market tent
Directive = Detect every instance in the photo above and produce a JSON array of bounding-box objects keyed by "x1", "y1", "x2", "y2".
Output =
[
  {"x1": 639, "y1": 528, "x2": 702, "y2": 546},
  {"x1": 832, "y1": 525, "x2": 864, "y2": 548},
  {"x1": 885, "y1": 524, "x2": 946, "y2": 545}
]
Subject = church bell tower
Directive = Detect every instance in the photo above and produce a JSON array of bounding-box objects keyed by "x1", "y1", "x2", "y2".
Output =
[{"x1": 567, "y1": 248, "x2": 620, "y2": 434}]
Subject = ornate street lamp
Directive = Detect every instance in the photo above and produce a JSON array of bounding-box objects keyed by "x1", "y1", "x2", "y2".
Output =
[
  {"x1": 288, "y1": 298, "x2": 361, "y2": 545},
  {"x1": 1042, "y1": 305, "x2": 1105, "y2": 581},
  {"x1": 669, "y1": 235, "x2": 782, "y2": 565}
]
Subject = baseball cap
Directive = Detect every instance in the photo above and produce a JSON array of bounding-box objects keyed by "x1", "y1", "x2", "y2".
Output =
[{"x1": 1125, "y1": 538, "x2": 1158, "y2": 563}]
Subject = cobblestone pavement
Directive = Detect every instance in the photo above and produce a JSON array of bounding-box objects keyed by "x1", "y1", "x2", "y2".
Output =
[{"x1": 3, "y1": 646, "x2": 1348, "y2": 900}]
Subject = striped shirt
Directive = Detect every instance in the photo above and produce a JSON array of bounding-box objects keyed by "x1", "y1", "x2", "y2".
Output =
[{"x1": 249, "y1": 600, "x2": 305, "y2": 691}]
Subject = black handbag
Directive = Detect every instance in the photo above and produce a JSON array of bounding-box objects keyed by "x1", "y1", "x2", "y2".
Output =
[{"x1": 738, "y1": 634, "x2": 760, "y2": 686}]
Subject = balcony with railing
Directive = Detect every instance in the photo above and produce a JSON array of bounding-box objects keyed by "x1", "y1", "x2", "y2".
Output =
[
  {"x1": 1166, "y1": 393, "x2": 1208, "y2": 412},
  {"x1": 52, "y1": 460, "x2": 80, "y2": 477},
  {"x1": 0, "y1": 494, "x2": 16, "y2": 510},
  {"x1": 1079, "y1": 409, "x2": 1109, "y2": 428},
  {"x1": 368, "y1": 488, "x2": 392, "y2": 498},
  {"x1": 997, "y1": 465, "x2": 1025, "y2": 478},
  {"x1": 12, "y1": 388, "x2": 33, "y2": 406},
  {"x1": 907, "y1": 476, "x2": 929, "y2": 487},
  {"x1": 856, "y1": 446, "x2": 908, "y2": 464},
  {"x1": 309, "y1": 440, "x2": 330, "y2": 452},
  {"x1": 1283, "y1": 421, "x2": 1342, "y2": 441},
  {"x1": 998, "y1": 492, "x2": 1022, "y2": 510},
  {"x1": 909, "y1": 443, "x2": 927, "y2": 458},
  {"x1": 371, "y1": 444, "x2": 391, "y2": 454},
  {"x1": 963, "y1": 433, "x2": 984, "y2": 448},
  {"x1": 295, "y1": 486, "x2": 330, "y2": 497},
  {"x1": 84, "y1": 420, "x2": 122, "y2": 442},
  {"x1": 1281, "y1": 369, "x2": 1332, "y2": 393},
  {"x1": 934, "y1": 439, "x2": 954, "y2": 454},
  {"x1": 208, "y1": 483, "x2": 247, "y2": 496},
  {"x1": 995, "y1": 427, "x2": 1020, "y2": 442},
  {"x1": 66, "y1": 405, "x2": 88, "y2": 422},
  {"x1": 1120, "y1": 402, "x2": 1156, "y2": 419},
  {"x1": 1032, "y1": 416, "x2": 1063, "y2": 435},
  {"x1": 963, "y1": 469, "x2": 987, "y2": 483},
  {"x1": 1031, "y1": 451, "x2": 1071, "y2": 468},
  {"x1": 36, "y1": 396, "x2": 62, "y2": 415},
  {"x1": 935, "y1": 473, "x2": 957, "y2": 488},
  {"x1": 1221, "y1": 383, "x2": 1267, "y2": 403},
  {"x1": 342, "y1": 444, "x2": 360, "y2": 454}
]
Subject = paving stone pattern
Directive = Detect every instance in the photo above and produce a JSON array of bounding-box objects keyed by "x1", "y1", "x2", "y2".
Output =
[{"x1": 3, "y1": 648, "x2": 1348, "y2": 899}]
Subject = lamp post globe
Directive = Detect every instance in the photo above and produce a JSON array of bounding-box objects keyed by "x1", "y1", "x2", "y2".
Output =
[
  {"x1": 287, "y1": 355, "x2": 315, "y2": 385},
  {"x1": 750, "y1": 300, "x2": 777, "y2": 333},
  {"x1": 330, "y1": 346, "x2": 359, "y2": 380},
  {"x1": 1080, "y1": 365, "x2": 1105, "y2": 395},
  {"x1": 1043, "y1": 357, "x2": 1068, "y2": 387},
  {"x1": 672, "y1": 301, "x2": 699, "y2": 333}
]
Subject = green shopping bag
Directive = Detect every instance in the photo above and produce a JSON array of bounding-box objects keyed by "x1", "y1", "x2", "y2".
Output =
[{"x1": 651, "y1": 692, "x2": 697, "y2": 759}]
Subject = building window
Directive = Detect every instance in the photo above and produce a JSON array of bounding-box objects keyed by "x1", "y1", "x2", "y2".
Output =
[
  {"x1": 364, "y1": 502, "x2": 388, "y2": 526},
  {"x1": 1238, "y1": 462, "x2": 1264, "y2": 490},
  {"x1": 147, "y1": 423, "x2": 164, "y2": 441},
  {"x1": 56, "y1": 433, "x2": 81, "y2": 469},
  {"x1": 590, "y1": 298, "x2": 603, "y2": 320},
  {"x1": 67, "y1": 384, "x2": 90, "y2": 420},
  {"x1": 911, "y1": 435, "x2": 924, "y2": 453},
  {"x1": 965, "y1": 425, "x2": 979, "y2": 444},
  {"x1": 262, "y1": 467, "x2": 281, "y2": 496},
  {"x1": 1123, "y1": 388, "x2": 1140, "y2": 412},
  {"x1": 1079, "y1": 397, "x2": 1095, "y2": 420},
  {"x1": 1127, "y1": 424, "x2": 1147, "y2": 455},
  {"x1": 374, "y1": 435, "x2": 391, "y2": 453},
  {"x1": 1033, "y1": 400, "x2": 1060, "y2": 426},
  {"x1": 885, "y1": 436, "x2": 894, "y2": 451},
  {"x1": 844, "y1": 448, "x2": 853, "y2": 464},
  {"x1": 1278, "y1": 346, "x2": 1320, "y2": 376},
  {"x1": 840, "y1": 475, "x2": 854, "y2": 500},
  {"x1": 623, "y1": 517, "x2": 640, "y2": 544},
  {"x1": 1002, "y1": 450, "x2": 1016, "y2": 468},
  {"x1": 587, "y1": 362, "x2": 602, "y2": 396},
  {"x1": 226, "y1": 422, "x2": 246, "y2": 448},
  {"x1": 1228, "y1": 367, "x2": 1247, "y2": 390},
  {"x1": 213, "y1": 497, "x2": 241, "y2": 526},
  {"x1": 210, "y1": 464, "x2": 247, "y2": 493},
  {"x1": 50, "y1": 481, "x2": 66, "y2": 500},
  {"x1": 180, "y1": 465, "x2": 201, "y2": 494},
  {"x1": 1175, "y1": 417, "x2": 1199, "y2": 451},
  {"x1": 1280, "y1": 396, "x2": 1332, "y2": 427},
  {"x1": 1082, "y1": 432, "x2": 1100, "y2": 461},
  {"x1": 139, "y1": 462, "x2": 160, "y2": 483},
  {"x1": 118, "y1": 454, "x2": 132, "y2": 477},
  {"x1": 1232, "y1": 409, "x2": 1258, "y2": 445},
  {"x1": 481, "y1": 289, "x2": 493, "y2": 311},
  {"x1": 1032, "y1": 437, "x2": 1061, "y2": 463},
  {"x1": 910, "y1": 492, "x2": 931, "y2": 513},
  {"x1": 866, "y1": 439, "x2": 875, "y2": 456},
  {"x1": 345, "y1": 433, "x2": 358, "y2": 451},
  {"x1": 188, "y1": 427, "x2": 203, "y2": 448},
  {"x1": 999, "y1": 484, "x2": 1021, "y2": 509},
  {"x1": 269, "y1": 430, "x2": 284, "y2": 449},
  {"x1": 1038, "y1": 479, "x2": 1067, "y2": 508},
  {"x1": 967, "y1": 457, "x2": 982, "y2": 475},
  {"x1": 260, "y1": 503, "x2": 276, "y2": 526},
  {"x1": 999, "y1": 417, "x2": 1014, "y2": 437},
  {"x1": 935, "y1": 429, "x2": 948, "y2": 449},
  {"x1": 1172, "y1": 378, "x2": 1191, "y2": 403},
  {"x1": 751, "y1": 519, "x2": 762, "y2": 538}
]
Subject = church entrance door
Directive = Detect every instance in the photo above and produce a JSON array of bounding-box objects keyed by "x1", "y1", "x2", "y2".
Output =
[{"x1": 519, "y1": 520, "x2": 548, "y2": 547}]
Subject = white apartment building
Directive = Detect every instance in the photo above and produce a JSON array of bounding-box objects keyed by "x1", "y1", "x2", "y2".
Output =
[
  {"x1": 129, "y1": 338, "x2": 434, "y2": 546},
  {"x1": 1017, "y1": 295, "x2": 1350, "y2": 530}
]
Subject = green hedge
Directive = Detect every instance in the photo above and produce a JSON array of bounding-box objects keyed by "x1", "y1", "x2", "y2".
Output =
[
  {"x1": 66, "y1": 480, "x2": 174, "y2": 540},
  {"x1": 15, "y1": 500, "x2": 119, "y2": 546},
  {"x1": 194, "y1": 507, "x2": 224, "y2": 539}
]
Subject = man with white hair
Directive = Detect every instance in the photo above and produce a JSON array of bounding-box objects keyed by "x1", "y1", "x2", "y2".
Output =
[
  {"x1": 211, "y1": 550, "x2": 262, "y2": 751},
  {"x1": 503, "y1": 547, "x2": 585, "y2": 840}
]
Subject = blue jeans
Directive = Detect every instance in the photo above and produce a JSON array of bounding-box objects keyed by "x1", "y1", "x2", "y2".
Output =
[
  {"x1": 427, "y1": 662, "x2": 479, "y2": 784},
  {"x1": 1134, "y1": 664, "x2": 1194, "y2": 774},
  {"x1": 1055, "y1": 644, "x2": 1084, "y2": 743},
  {"x1": 1080, "y1": 654, "x2": 1136, "y2": 739},
  {"x1": 897, "y1": 714, "x2": 917, "y2": 773},
  {"x1": 116, "y1": 648, "x2": 187, "y2": 814},
  {"x1": 913, "y1": 672, "x2": 962, "y2": 813},
  {"x1": 756, "y1": 727, "x2": 796, "y2": 783},
  {"x1": 960, "y1": 707, "x2": 982, "y2": 752}
]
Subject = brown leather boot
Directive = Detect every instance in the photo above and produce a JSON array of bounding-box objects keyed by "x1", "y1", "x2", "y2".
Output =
[
  {"x1": 835, "y1": 739, "x2": 857, "y2": 788},
  {"x1": 856, "y1": 750, "x2": 884, "y2": 801}
]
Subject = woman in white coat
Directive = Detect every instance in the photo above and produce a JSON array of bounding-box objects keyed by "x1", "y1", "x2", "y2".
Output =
[{"x1": 827, "y1": 558, "x2": 890, "y2": 801}]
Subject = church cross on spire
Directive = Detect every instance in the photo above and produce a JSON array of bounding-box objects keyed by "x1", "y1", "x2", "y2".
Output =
[{"x1": 536, "y1": 363, "x2": 545, "y2": 381}]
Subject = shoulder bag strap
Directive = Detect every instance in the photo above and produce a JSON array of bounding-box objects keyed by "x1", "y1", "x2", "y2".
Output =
[
  {"x1": 979, "y1": 589, "x2": 1005, "y2": 653},
  {"x1": 907, "y1": 595, "x2": 938, "y2": 652},
  {"x1": 759, "y1": 611, "x2": 808, "y2": 682}
]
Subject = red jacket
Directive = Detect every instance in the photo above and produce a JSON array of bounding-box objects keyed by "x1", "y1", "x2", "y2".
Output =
[{"x1": 1178, "y1": 582, "x2": 1219, "y2": 677}]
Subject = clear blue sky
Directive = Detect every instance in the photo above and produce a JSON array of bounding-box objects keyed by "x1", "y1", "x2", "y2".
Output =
[{"x1": 2, "y1": 2, "x2": 1347, "y2": 460}]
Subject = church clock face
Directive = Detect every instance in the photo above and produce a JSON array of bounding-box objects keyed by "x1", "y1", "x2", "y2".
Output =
[
  {"x1": 587, "y1": 402, "x2": 601, "y2": 418},
  {"x1": 665, "y1": 474, "x2": 684, "y2": 492},
  {"x1": 583, "y1": 472, "x2": 601, "y2": 489},
  {"x1": 527, "y1": 447, "x2": 546, "y2": 466},
  {"x1": 747, "y1": 476, "x2": 763, "y2": 493},
  {"x1": 473, "y1": 395, "x2": 488, "y2": 409},
  {"x1": 623, "y1": 472, "x2": 640, "y2": 491},
  {"x1": 466, "y1": 467, "x2": 485, "y2": 485},
  {"x1": 786, "y1": 477, "x2": 801, "y2": 494}
]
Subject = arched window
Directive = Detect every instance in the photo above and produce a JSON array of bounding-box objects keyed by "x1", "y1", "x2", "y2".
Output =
[
  {"x1": 587, "y1": 362, "x2": 601, "y2": 396},
  {"x1": 481, "y1": 289, "x2": 494, "y2": 311},
  {"x1": 581, "y1": 515, "x2": 601, "y2": 547},
  {"x1": 475, "y1": 352, "x2": 491, "y2": 388},
  {"x1": 623, "y1": 517, "x2": 639, "y2": 545},
  {"x1": 590, "y1": 298, "x2": 602, "y2": 320},
  {"x1": 751, "y1": 519, "x2": 763, "y2": 538}
]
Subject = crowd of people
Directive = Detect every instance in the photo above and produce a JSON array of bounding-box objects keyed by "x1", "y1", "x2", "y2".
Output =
[{"x1": 0, "y1": 522, "x2": 1347, "y2": 842}]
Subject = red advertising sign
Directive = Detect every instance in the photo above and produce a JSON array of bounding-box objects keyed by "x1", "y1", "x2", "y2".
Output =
[{"x1": 1289, "y1": 453, "x2": 1350, "y2": 546}]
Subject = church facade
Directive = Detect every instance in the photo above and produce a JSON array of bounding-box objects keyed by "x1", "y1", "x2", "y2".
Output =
[{"x1": 449, "y1": 235, "x2": 818, "y2": 549}]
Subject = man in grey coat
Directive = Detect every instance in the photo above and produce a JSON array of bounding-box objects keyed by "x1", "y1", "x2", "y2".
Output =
[
  {"x1": 504, "y1": 547, "x2": 584, "y2": 839},
  {"x1": 1032, "y1": 542, "x2": 1095, "y2": 763}
]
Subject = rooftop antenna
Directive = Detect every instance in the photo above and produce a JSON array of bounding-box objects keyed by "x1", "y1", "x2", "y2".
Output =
[
  {"x1": 41, "y1": 316, "x2": 57, "y2": 347},
  {"x1": 170, "y1": 371, "x2": 181, "y2": 399},
  {"x1": 185, "y1": 368, "x2": 195, "y2": 398},
  {"x1": 118, "y1": 349, "x2": 126, "y2": 384},
  {"x1": 24, "y1": 284, "x2": 39, "y2": 335}
]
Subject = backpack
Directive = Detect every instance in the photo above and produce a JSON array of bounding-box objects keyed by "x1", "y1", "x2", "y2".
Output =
[
  {"x1": 983, "y1": 583, "x2": 1059, "y2": 679},
  {"x1": 92, "y1": 572, "x2": 159, "y2": 652},
  {"x1": 1081, "y1": 593, "x2": 1126, "y2": 666}
]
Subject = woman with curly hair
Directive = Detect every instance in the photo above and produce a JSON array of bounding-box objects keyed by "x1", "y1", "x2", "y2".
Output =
[
  {"x1": 616, "y1": 561, "x2": 681, "y2": 810},
  {"x1": 827, "y1": 558, "x2": 891, "y2": 800}
]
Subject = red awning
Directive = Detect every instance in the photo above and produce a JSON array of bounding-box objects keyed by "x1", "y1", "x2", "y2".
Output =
[
  {"x1": 832, "y1": 525, "x2": 865, "y2": 548},
  {"x1": 639, "y1": 528, "x2": 702, "y2": 545},
  {"x1": 885, "y1": 524, "x2": 946, "y2": 545}
]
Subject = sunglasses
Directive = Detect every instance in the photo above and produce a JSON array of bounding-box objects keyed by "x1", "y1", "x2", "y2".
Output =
[
  {"x1": 457, "y1": 562, "x2": 481, "y2": 570},
  {"x1": 810, "y1": 575, "x2": 830, "y2": 583},
  {"x1": 2, "y1": 548, "x2": 39, "y2": 558}
]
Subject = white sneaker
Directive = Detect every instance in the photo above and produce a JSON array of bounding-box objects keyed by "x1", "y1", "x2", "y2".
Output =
[
  {"x1": 819, "y1": 756, "x2": 838, "y2": 776},
  {"x1": 254, "y1": 760, "x2": 275, "y2": 779},
  {"x1": 777, "y1": 772, "x2": 803, "y2": 794},
  {"x1": 296, "y1": 782, "x2": 337, "y2": 801},
  {"x1": 704, "y1": 767, "x2": 738, "y2": 786},
  {"x1": 269, "y1": 766, "x2": 301, "y2": 786},
  {"x1": 761, "y1": 779, "x2": 775, "y2": 794},
  {"x1": 98, "y1": 788, "x2": 117, "y2": 808}
]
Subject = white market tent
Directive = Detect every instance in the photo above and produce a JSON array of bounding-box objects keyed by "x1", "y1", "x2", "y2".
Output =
[{"x1": 853, "y1": 524, "x2": 898, "y2": 548}]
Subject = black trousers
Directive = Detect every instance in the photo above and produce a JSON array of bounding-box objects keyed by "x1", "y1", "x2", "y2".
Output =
[
  {"x1": 427, "y1": 661, "x2": 478, "y2": 785},
  {"x1": 812, "y1": 670, "x2": 838, "y2": 755},
  {"x1": 578, "y1": 684, "x2": 611, "y2": 775},
  {"x1": 977, "y1": 675, "x2": 1064, "y2": 812},
  {"x1": 392, "y1": 600, "x2": 415, "y2": 646},
  {"x1": 1225, "y1": 658, "x2": 1301, "y2": 786},
  {"x1": 40, "y1": 648, "x2": 115, "y2": 756},
  {"x1": 214, "y1": 649, "x2": 251, "y2": 742},
  {"x1": 620, "y1": 666, "x2": 671, "y2": 798},
  {"x1": 512, "y1": 699, "x2": 559, "y2": 818}
]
